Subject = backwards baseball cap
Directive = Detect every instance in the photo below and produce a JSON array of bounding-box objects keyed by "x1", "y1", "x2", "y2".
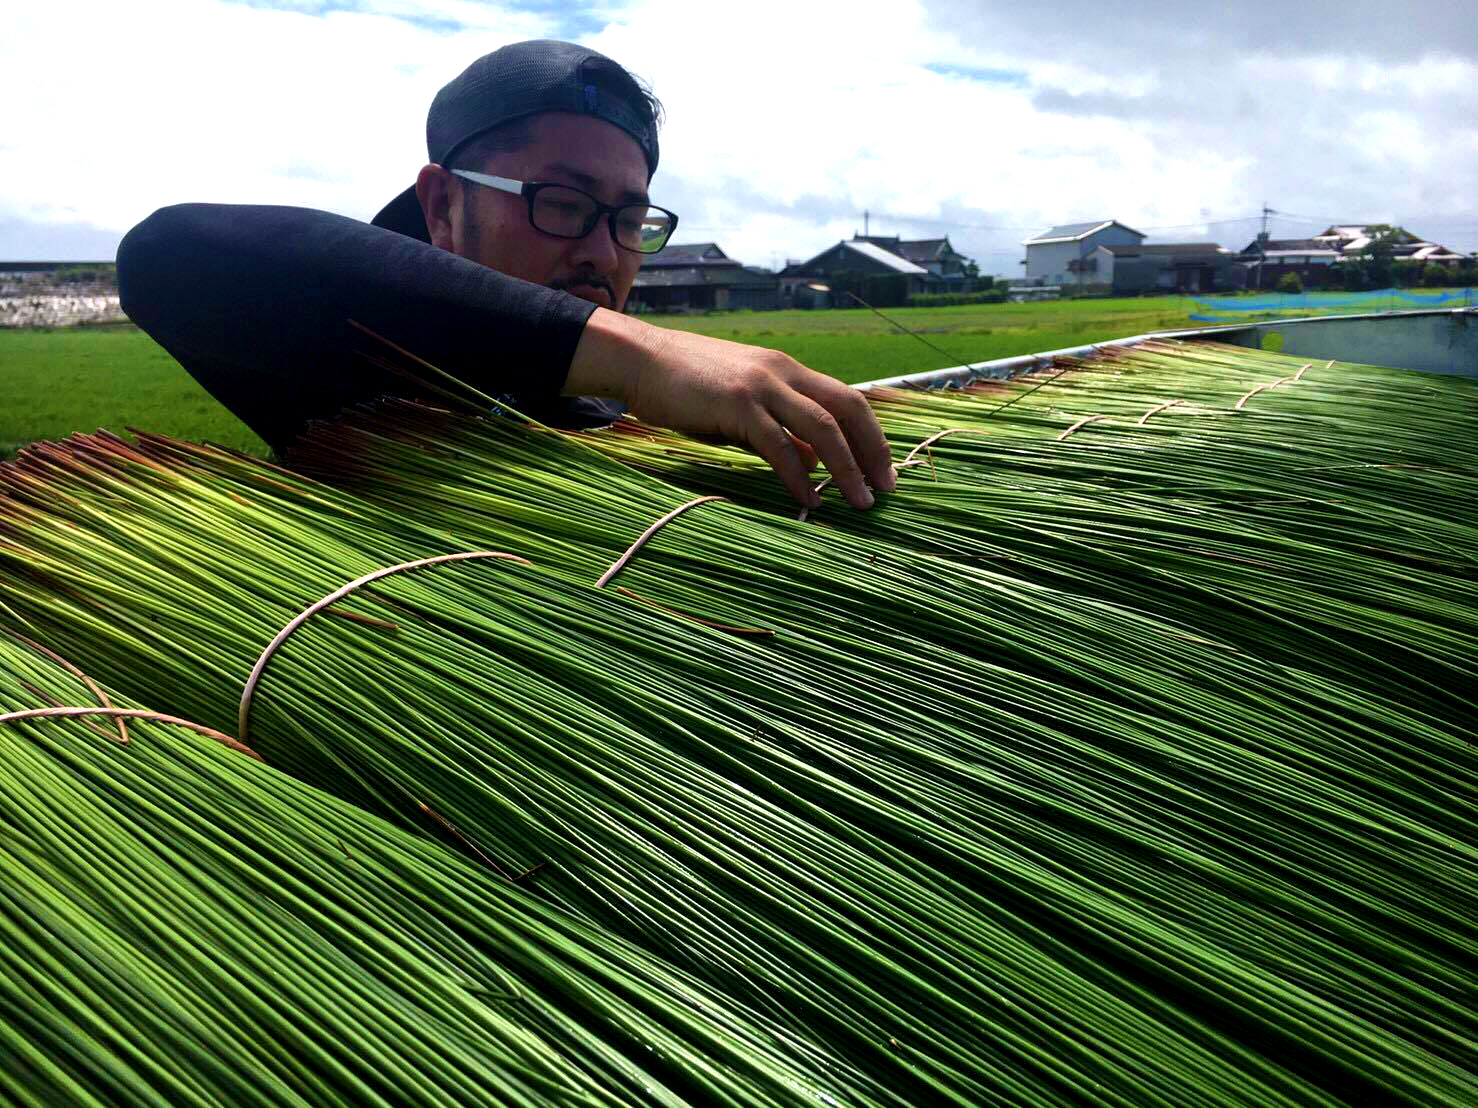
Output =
[{"x1": 373, "y1": 40, "x2": 661, "y2": 242}]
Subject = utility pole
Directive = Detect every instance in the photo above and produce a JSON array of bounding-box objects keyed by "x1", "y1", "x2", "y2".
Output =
[
  {"x1": 1253, "y1": 202, "x2": 1274, "y2": 290},
  {"x1": 863, "y1": 209, "x2": 869, "y2": 238}
]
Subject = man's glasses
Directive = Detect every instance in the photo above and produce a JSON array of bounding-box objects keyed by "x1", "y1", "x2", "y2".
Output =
[{"x1": 450, "y1": 170, "x2": 678, "y2": 255}]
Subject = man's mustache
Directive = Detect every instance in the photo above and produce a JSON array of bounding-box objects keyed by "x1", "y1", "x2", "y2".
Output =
[{"x1": 549, "y1": 273, "x2": 614, "y2": 298}]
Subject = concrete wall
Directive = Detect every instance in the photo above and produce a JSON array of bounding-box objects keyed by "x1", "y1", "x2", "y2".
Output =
[
  {"x1": 855, "y1": 309, "x2": 1477, "y2": 391},
  {"x1": 1024, "y1": 241, "x2": 1077, "y2": 284},
  {"x1": 1216, "y1": 310, "x2": 1478, "y2": 377}
]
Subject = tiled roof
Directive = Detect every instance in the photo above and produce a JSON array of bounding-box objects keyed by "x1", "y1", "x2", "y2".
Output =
[
  {"x1": 641, "y1": 242, "x2": 730, "y2": 268},
  {"x1": 1024, "y1": 221, "x2": 1148, "y2": 246},
  {"x1": 842, "y1": 241, "x2": 929, "y2": 274},
  {"x1": 1023, "y1": 221, "x2": 1145, "y2": 246},
  {"x1": 896, "y1": 238, "x2": 951, "y2": 262},
  {"x1": 854, "y1": 236, "x2": 961, "y2": 263},
  {"x1": 1027, "y1": 221, "x2": 1108, "y2": 242},
  {"x1": 1242, "y1": 239, "x2": 1329, "y2": 253},
  {"x1": 1102, "y1": 243, "x2": 1225, "y2": 256}
]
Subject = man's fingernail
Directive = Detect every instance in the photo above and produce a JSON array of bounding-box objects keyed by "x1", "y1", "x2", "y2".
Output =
[
  {"x1": 880, "y1": 465, "x2": 898, "y2": 492},
  {"x1": 858, "y1": 488, "x2": 875, "y2": 509}
]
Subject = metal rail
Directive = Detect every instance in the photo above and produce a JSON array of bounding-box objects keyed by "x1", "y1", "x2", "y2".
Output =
[{"x1": 853, "y1": 307, "x2": 1478, "y2": 390}]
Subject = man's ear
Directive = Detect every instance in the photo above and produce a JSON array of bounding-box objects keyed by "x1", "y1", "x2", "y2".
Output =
[{"x1": 416, "y1": 164, "x2": 456, "y2": 252}]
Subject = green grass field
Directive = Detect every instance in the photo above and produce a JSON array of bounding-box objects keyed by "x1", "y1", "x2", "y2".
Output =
[
  {"x1": 1, "y1": 291, "x2": 1459, "y2": 457},
  {"x1": 654, "y1": 297, "x2": 1210, "y2": 383},
  {"x1": 0, "y1": 325, "x2": 272, "y2": 459}
]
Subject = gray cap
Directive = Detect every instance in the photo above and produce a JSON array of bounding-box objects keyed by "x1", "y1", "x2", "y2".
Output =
[{"x1": 374, "y1": 40, "x2": 660, "y2": 242}]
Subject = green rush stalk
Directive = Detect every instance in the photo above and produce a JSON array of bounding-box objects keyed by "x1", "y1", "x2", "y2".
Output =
[{"x1": 0, "y1": 632, "x2": 891, "y2": 1108}]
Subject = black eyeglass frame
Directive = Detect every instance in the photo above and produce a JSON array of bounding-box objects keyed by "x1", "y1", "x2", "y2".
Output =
[{"x1": 449, "y1": 169, "x2": 678, "y2": 254}]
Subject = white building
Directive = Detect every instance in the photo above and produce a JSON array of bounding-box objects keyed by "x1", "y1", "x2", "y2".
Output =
[{"x1": 1022, "y1": 220, "x2": 1145, "y2": 286}]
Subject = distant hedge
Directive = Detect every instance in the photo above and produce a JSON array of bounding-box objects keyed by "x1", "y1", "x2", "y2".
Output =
[{"x1": 908, "y1": 289, "x2": 1007, "y2": 307}]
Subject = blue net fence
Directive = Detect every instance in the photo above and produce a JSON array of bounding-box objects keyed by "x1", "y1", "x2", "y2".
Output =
[{"x1": 1189, "y1": 287, "x2": 1476, "y2": 322}]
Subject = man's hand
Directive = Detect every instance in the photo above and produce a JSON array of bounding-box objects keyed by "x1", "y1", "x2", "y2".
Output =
[{"x1": 567, "y1": 308, "x2": 895, "y2": 508}]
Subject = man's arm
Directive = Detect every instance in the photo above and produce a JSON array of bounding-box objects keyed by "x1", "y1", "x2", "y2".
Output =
[
  {"x1": 118, "y1": 203, "x2": 894, "y2": 505},
  {"x1": 117, "y1": 203, "x2": 599, "y2": 453},
  {"x1": 568, "y1": 311, "x2": 894, "y2": 508}
]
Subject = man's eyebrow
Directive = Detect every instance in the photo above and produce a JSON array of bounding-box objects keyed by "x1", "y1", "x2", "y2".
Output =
[{"x1": 545, "y1": 163, "x2": 649, "y2": 205}]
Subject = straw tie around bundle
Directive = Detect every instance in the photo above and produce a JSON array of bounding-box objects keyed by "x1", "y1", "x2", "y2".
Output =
[
  {"x1": 238, "y1": 550, "x2": 531, "y2": 742},
  {"x1": 596, "y1": 495, "x2": 774, "y2": 632},
  {"x1": 1136, "y1": 399, "x2": 1183, "y2": 425},
  {"x1": 1235, "y1": 365, "x2": 1314, "y2": 410},
  {"x1": 1057, "y1": 413, "x2": 1111, "y2": 441},
  {"x1": 595, "y1": 495, "x2": 728, "y2": 588},
  {"x1": 903, "y1": 428, "x2": 997, "y2": 464},
  {"x1": 0, "y1": 705, "x2": 260, "y2": 759},
  {"x1": 3, "y1": 627, "x2": 129, "y2": 743}
]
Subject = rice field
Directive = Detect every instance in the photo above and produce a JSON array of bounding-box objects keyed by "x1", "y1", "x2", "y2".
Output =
[{"x1": 1, "y1": 336, "x2": 1473, "y2": 1105}]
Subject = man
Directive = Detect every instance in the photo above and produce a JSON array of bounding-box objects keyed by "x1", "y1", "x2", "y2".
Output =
[{"x1": 118, "y1": 40, "x2": 893, "y2": 509}]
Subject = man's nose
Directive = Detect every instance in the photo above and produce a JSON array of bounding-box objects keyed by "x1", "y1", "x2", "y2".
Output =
[{"x1": 568, "y1": 214, "x2": 621, "y2": 275}]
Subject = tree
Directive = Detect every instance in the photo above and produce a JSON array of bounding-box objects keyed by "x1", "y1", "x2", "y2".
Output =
[
  {"x1": 1275, "y1": 272, "x2": 1303, "y2": 294},
  {"x1": 1391, "y1": 259, "x2": 1425, "y2": 288},
  {"x1": 1349, "y1": 224, "x2": 1401, "y2": 290}
]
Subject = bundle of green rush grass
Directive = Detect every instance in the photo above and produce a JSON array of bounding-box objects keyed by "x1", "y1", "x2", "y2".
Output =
[
  {"x1": 560, "y1": 342, "x2": 1478, "y2": 721},
  {"x1": 2, "y1": 421, "x2": 1474, "y2": 1105},
  {"x1": 0, "y1": 629, "x2": 886, "y2": 1107},
  {"x1": 286, "y1": 393, "x2": 1475, "y2": 794},
  {"x1": 3, "y1": 433, "x2": 1321, "y2": 1106}
]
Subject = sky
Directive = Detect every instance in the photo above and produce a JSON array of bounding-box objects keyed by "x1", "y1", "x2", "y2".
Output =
[{"x1": 5, "y1": 0, "x2": 1476, "y2": 273}]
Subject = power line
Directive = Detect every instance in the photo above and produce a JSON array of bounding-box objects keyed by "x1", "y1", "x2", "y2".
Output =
[
  {"x1": 865, "y1": 211, "x2": 1276, "y2": 233},
  {"x1": 681, "y1": 211, "x2": 1477, "y2": 237}
]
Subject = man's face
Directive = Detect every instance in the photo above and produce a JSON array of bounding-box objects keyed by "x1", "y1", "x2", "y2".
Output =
[{"x1": 445, "y1": 112, "x2": 650, "y2": 311}]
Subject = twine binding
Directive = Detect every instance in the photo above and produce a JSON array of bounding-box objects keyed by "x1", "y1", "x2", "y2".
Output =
[
  {"x1": 1057, "y1": 414, "x2": 1109, "y2": 441},
  {"x1": 902, "y1": 429, "x2": 995, "y2": 465},
  {"x1": 796, "y1": 477, "x2": 833, "y2": 522},
  {"x1": 239, "y1": 551, "x2": 531, "y2": 742},
  {"x1": 1137, "y1": 399, "x2": 1183, "y2": 425},
  {"x1": 1237, "y1": 365, "x2": 1313, "y2": 411},
  {"x1": 0, "y1": 706, "x2": 261, "y2": 760},
  {"x1": 1234, "y1": 384, "x2": 1270, "y2": 410},
  {"x1": 596, "y1": 497, "x2": 727, "y2": 588},
  {"x1": 3, "y1": 628, "x2": 127, "y2": 743}
]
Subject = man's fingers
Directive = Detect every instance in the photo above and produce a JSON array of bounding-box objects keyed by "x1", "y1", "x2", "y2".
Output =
[
  {"x1": 793, "y1": 375, "x2": 895, "y2": 493},
  {"x1": 769, "y1": 390, "x2": 874, "y2": 508},
  {"x1": 744, "y1": 411, "x2": 822, "y2": 507}
]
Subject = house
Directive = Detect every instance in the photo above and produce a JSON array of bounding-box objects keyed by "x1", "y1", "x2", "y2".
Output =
[
  {"x1": 629, "y1": 242, "x2": 780, "y2": 312},
  {"x1": 778, "y1": 239, "x2": 933, "y2": 307},
  {"x1": 1022, "y1": 220, "x2": 1144, "y2": 287},
  {"x1": 1310, "y1": 225, "x2": 1467, "y2": 264},
  {"x1": 1093, "y1": 243, "x2": 1247, "y2": 294},
  {"x1": 1240, "y1": 225, "x2": 1468, "y2": 288},
  {"x1": 851, "y1": 235, "x2": 974, "y2": 288},
  {"x1": 1237, "y1": 238, "x2": 1344, "y2": 288}
]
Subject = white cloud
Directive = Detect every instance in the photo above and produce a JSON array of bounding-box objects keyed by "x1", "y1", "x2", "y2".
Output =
[
  {"x1": 3, "y1": 0, "x2": 1475, "y2": 267},
  {"x1": 1, "y1": 0, "x2": 552, "y2": 239}
]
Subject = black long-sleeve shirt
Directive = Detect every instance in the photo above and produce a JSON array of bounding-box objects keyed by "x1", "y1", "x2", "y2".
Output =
[{"x1": 116, "y1": 203, "x2": 622, "y2": 456}]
